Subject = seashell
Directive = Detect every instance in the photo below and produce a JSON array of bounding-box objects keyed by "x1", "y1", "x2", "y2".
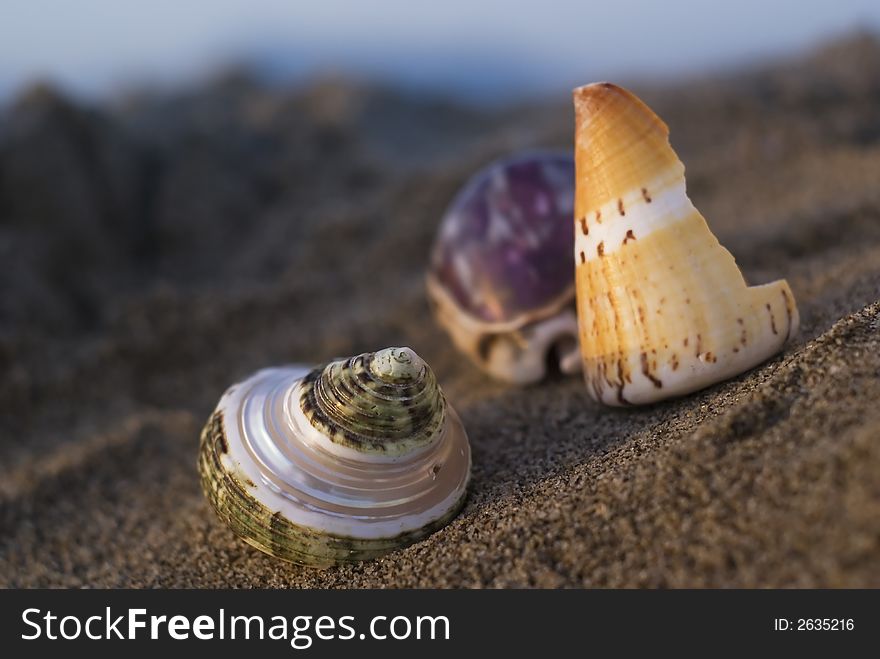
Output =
[
  {"x1": 573, "y1": 83, "x2": 799, "y2": 405},
  {"x1": 198, "y1": 347, "x2": 471, "y2": 566},
  {"x1": 427, "y1": 151, "x2": 580, "y2": 384}
]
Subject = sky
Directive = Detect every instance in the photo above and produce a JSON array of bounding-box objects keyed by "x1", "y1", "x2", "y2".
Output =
[{"x1": 1, "y1": 0, "x2": 878, "y2": 103}]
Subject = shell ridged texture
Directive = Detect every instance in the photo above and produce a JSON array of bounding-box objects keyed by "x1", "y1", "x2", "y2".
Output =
[
  {"x1": 197, "y1": 347, "x2": 471, "y2": 566},
  {"x1": 300, "y1": 349, "x2": 445, "y2": 457},
  {"x1": 573, "y1": 83, "x2": 799, "y2": 405}
]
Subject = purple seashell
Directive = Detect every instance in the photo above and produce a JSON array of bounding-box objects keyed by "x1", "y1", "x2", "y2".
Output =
[
  {"x1": 427, "y1": 152, "x2": 580, "y2": 384},
  {"x1": 431, "y1": 152, "x2": 574, "y2": 323}
]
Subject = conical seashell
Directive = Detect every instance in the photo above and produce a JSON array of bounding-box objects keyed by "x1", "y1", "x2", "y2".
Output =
[
  {"x1": 198, "y1": 347, "x2": 471, "y2": 566},
  {"x1": 427, "y1": 152, "x2": 580, "y2": 384},
  {"x1": 573, "y1": 83, "x2": 799, "y2": 405}
]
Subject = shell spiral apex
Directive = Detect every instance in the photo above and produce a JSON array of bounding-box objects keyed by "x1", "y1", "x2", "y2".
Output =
[
  {"x1": 198, "y1": 347, "x2": 471, "y2": 566},
  {"x1": 300, "y1": 347, "x2": 444, "y2": 458},
  {"x1": 573, "y1": 82, "x2": 799, "y2": 405}
]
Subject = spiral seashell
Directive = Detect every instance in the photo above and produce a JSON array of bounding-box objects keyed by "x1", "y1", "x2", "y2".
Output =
[
  {"x1": 198, "y1": 347, "x2": 471, "y2": 566},
  {"x1": 427, "y1": 151, "x2": 580, "y2": 384},
  {"x1": 573, "y1": 83, "x2": 800, "y2": 405}
]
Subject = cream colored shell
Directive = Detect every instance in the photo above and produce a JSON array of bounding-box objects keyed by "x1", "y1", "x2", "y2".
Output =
[{"x1": 573, "y1": 83, "x2": 799, "y2": 405}]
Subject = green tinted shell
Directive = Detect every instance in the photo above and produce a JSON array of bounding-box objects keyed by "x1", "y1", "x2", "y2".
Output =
[{"x1": 198, "y1": 347, "x2": 471, "y2": 567}]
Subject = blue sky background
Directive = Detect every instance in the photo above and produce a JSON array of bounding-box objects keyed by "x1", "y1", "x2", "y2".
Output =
[{"x1": 2, "y1": 0, "x2": 879, "y2": 102}]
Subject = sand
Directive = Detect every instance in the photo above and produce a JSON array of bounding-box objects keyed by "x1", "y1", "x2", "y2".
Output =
[{"x1": 1, "y1": 34, "x2": 879, "y2": 588}]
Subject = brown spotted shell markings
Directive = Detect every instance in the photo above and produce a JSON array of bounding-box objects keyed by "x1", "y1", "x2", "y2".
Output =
[{"x1": 572, "y1": 83, "x2": 799, "y2": 405}]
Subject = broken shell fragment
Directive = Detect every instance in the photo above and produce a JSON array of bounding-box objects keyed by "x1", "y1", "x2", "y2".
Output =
[
  {"x1": 427, "y1": 152, "x2": 580, "y2": 384},
  {"x1": 198, "y1": 347, "x2": 471, "y2": 566},
  {"x1": 573, "y1": 83, "x2": 799, "y2": 405}
]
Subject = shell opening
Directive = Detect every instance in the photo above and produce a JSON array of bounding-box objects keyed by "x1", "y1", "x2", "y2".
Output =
[{"x1": 549, "y1": 334, "x2": 581, "y2": 378}]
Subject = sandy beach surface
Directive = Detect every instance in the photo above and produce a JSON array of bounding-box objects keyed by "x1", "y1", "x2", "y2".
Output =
[{"x1": 1, "y1": 35, "x2": 879, "y2": 588}]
